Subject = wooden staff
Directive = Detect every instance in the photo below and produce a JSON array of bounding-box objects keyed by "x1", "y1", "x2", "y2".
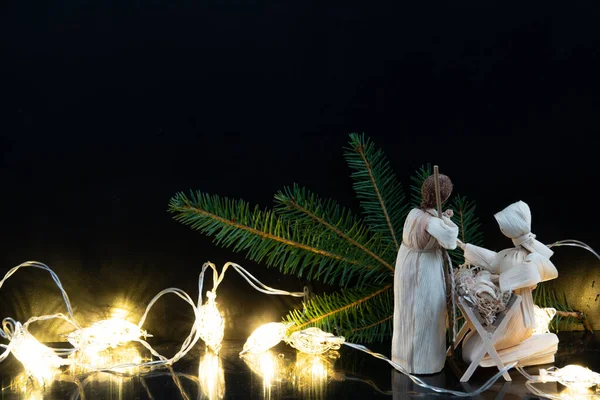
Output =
[{"x1": 433, "y1": 165, "x2": 455, "y2": 358}]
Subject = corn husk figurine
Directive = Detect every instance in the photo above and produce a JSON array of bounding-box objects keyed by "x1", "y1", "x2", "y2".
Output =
[
  {"x1": 391, "y1": 173, "x2": 459, "y2": 374},
  {"x1": 457, "y1": 200, "x2": 559, "y2": 367}
]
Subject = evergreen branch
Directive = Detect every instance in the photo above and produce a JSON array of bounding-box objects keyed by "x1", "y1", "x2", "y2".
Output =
[
  {"x1": 344, "y1": 133, "x2": 407, "y2": 251},
  {"x1": 533, "y1": 282, "x2": 591, "y2": 333},
  {"x1": 449, "y1": 195, "x2": 483, "y2": 266},
  {"x1": 285, "y1": 284, "x2": 392, "y2": 340},
  {"x1": 351, "y1": 315, "x2": 393, "y2": 332},
  {"x1": 349, "y1": 315, "x2": 393, "y2": 343},
  {"x1": 350, "y1": 314, "x2": 393, "y2": 342},
  {"x1": 168, "y1": 192, "x2": 389, "y2": 287},
  {"x1": 409, "y1": 164, "x2": 432, "y2": 208},
  {"x1": 274, "y1": 185, "x2": 394, "y2": 272}
]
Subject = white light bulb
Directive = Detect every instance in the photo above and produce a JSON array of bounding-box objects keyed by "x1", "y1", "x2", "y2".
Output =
[
  {"x1": 533, "y1": 305, "x2": 556, "y2": 334},
  {"x1": 67, "y1": 318, "x2": 150, "y2": 355},
  {"x1": 285, "y1": 327, "x2": 345, "y2": 354},
  {"x1": 198, "y1": 291, "x2": 225, "y2": 354},
  {"x1": 240, "y1": 322, "x2": 294, "y2": 355},
  {"x1": 541, "y1": 365, "x2": 600, "y2": 390},
  {"x1": 9, "y1": 322, "x2": 67, "y2": 386}
]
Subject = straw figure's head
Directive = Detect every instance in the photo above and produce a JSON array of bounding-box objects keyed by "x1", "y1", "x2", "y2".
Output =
[{"x1": 421, "y1": 174, "x2": 453, "y2": 210}]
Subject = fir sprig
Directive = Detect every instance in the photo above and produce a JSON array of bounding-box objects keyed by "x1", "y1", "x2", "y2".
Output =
[
  {"x1": 534, "y1": 282, "x2": 592, "y2": 333},
  {"x1": 409, "y1": 163, "x2": 432, "y2": 208},
  {"x1": 274, "y1": 184, "x2": 396, "y2": 271},
  {"x1": 168, "y1": 192, "x2": 390, "y2": 287},
  {"x1": 449, "y1": 195, "x2": 483, "y2": 266},
  {"x1": 285, "y1": 284, "x2": 393, "y2": 342},
  {"x1": 344, "y1": 133, "x2": 408, "y2": 251}
]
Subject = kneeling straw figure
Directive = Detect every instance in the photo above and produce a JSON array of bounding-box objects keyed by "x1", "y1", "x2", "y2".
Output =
[
  {"x1": 457, "y1": 200, "x2": 559, "y2": 367},
  {"x1": 392, "y1": 173, "x2": 459, "y2": 374}
]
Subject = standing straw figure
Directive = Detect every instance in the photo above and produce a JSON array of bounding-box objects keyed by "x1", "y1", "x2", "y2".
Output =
[
  {"x1": 457, "y1": 200, "x2": 559, "y2": 367},
  {"x1": 392, "y1": 174, "x2": 459, "y2": 374}
]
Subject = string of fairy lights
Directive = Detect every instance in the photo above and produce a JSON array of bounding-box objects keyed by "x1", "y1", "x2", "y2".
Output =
[{"x1": 1, "y1": 239, "x2": 599, "y2": 399}]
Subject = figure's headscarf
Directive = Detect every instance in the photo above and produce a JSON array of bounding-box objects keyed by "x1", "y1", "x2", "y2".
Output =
[{"x1": 494, "y1": 201, "x2": 553, "y2": 258}]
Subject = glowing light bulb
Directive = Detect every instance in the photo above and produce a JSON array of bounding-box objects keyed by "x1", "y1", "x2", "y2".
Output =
[
  {"x1": 285, "y1": 327, "x2": 345, "y2": 354},
  {"x1": 240, "y1": 322, "x2": 294, "y2": 355},
  {"x1": 70, "y1": 344, "x2": 145, "y2": 374},
  {"x1": 540, "y1": 365, "x2": 600, "y2": 391},
  {"x1": 109, "y1": 307, "x2": 130, "y2": 320},
  {"x1": 533, "y1": 305, "x2": 557, "y2": 334},
  {"x1": 199, "y1": 352, "x2": 226, "y2": 400},
  {"x1": 8, "y1": 322, "x2": 66, "y2": 386},
  {"x1": 198, "y1": 291, "x2": 225, "y2": 354},
  {"x1": 67, "y1": 318, "x2": 150, "y2": 355}
]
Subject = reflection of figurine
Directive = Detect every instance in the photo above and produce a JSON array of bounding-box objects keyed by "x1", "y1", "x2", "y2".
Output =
[
  {"x1": 392, "y1": 174, "x2": 459, "y2": 374},
  {"x1": 391, "y1": 369, "x2": 447, "y2": 399},
  {"x1": 457, "y1": 201, "x2": 559, "y2": 367}
]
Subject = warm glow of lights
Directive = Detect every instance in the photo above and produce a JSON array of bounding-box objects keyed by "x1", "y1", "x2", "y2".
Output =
[
  {"x1": 9, "y1": 323, "x2": 66, "y2": 386},
  {"x1": 241, "y1": 322, "x2": 294, "y2": 355},
  {"x1": 69, "y1": 344, "x2": 145, "y2": 374},
  {"x1": 199, "y1": 352, "x2": 226, "y2": 400},
  {"x1": 540, "y1": 364, "x2": 600, "y2": 391},
  {"x1": 66, "y1": 318, "x2": 150, "y2": 355},
  {"x1": 9, "y1": 372, "x2": 47, "y2": 398},
  {"x1": 109, "y1": 307, "x2": 130, "y2": 320},
  {"x1": 293, "y1": 352, "x2": 338, "y2": 395},
  {"x1": 198, "y1": 291, "x2": 225, "y2": 354},
  {"x1": 533, "y1": 305, "x2": 557, "y2": 334},
  {"x1": 285, "y1": 327, "x2": 345, "y2": 354},
  {"x1": 241, "y1": 350, "x2": 339, "y2": 398},
  {"x1": 241, "y1": 350, "x2": 291, "y2": 398}
]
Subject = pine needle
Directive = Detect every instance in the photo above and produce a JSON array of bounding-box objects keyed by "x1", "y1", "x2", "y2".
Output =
[{"x1": 344, "y1": 133, "x2": 408, "y2": 251}]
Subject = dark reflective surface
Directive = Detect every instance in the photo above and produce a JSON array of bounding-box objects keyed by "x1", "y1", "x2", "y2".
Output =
[{"x1": 1, "y1": 332, "x2": 599, "y2": 399}]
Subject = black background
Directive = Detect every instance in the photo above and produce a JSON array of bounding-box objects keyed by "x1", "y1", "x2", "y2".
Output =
[{"x1": 1, "y1": 1, "x2": 599, "y2": 342}]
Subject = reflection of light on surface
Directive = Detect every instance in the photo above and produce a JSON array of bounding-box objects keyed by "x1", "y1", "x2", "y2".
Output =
[
  {"x1": 8, "y1": 372, "x2": 46, "y2": 399},
  {"x1": 293, "y1": 352, "x2": 338, "y2": 398},
  {"x1": 198, "y1": 292, "x2": 225, "y2": 354},
  {"x1": 199, "y1": 352, "x2": 225, "y2": 400},
  {"x1": 260, "y1": 352, "x2": 276, "y2": 390},
  {"x1": 241, "y1": 351, "x2": 289, "y2": 399},
  {"x1": 533, "y1": 305, "x2": 556, "y2": 334},
  {"x1": 66, "y1": 318, "x2": 149, "y2": 355},
  {"x1": 69, "y1": 346, "x2": 146, "y2": 400},
  {"x1": 241, "y1": 350, "x2": 339, "y2": 399},
  {"x1": 9, "y1": 323, "x2": 64, "y2": 386}
]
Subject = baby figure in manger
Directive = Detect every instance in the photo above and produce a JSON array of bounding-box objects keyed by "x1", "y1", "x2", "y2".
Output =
[{"x1": 456, "y1": 200, "x2": 559, "y2": 367}]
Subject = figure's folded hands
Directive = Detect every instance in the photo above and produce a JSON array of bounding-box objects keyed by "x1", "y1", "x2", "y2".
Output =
[{"x1": 443, "y1": 209, "x2": 454, "y2": 218}]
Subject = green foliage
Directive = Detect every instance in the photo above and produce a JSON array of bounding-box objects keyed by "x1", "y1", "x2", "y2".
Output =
[
  {"x1": 534, "y1": 282, "x2": 583, "y2": 332},
  {"x1": 344, "y1": 133, "x2": 408, "y2": 251},
  {"x1": 274, "y1": 184, "x2": 397, "y2": 269},
  {"x1": 168, "y1": 192, "x2": 390, "y2": 288},
  {"x1": 169, "y1": 134, "x2": 483, "y2": 342},
  {"x1": 285, "y1": 284, "x2": 393, "y2": 343},
  {"x1": 409, "y1": 163, "x2": 432, "y2": 208},
  {"x1": 449, "y1": 196, "x2": 483, "y2": 266}
]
